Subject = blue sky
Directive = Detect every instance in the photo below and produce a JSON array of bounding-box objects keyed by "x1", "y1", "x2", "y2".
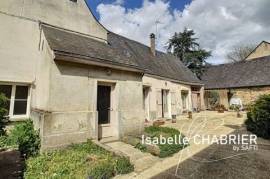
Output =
[
  {"x1": 85, "y1": 0, "x2": 270, "y2": 64},
  {"x1": 86, "y1": 0, "x2": 191, "y2": 20}
]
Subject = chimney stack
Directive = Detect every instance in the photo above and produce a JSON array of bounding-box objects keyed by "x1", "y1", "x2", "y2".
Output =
[{"x1": 150, "y1": 33, "x2": 156, "y2": 56}]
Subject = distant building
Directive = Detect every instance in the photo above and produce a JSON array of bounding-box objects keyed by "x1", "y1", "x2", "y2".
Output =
[
  {"x1": 246, "y1": 41, "x2": 270, "y2": 60},
  {"x1": 202, "y1": 41, "x2": 270, "y2": 109}
]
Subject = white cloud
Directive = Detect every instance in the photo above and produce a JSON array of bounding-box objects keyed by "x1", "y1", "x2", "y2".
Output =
[{"x1": 97, "y1": 0, "x2": 270, "y2": 64}]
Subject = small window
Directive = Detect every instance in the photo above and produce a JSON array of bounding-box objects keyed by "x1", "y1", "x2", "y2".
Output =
[
  {"x1": 14, "y1": 86, "x2": 28, "y2": 115},
  {"x1": 0, "y1": 84, "x2": 29, "y2": 118},
  {"x1": 0, "y1": 85, "x2": 12, "y2": 113},
  {"x1": 70, "y1": 0, "x2": 77, "y2": 3}
]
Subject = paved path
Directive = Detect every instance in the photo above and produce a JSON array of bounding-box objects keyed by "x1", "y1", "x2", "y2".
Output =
[
  {"x1": 114, "y1": 111, "x2": 250, "y2": 178},
  {"x1": 105, "y1": 141, "x2": 161, "y2": 173},
  {"x1": 153, "y1": 127, "x2": 270, "y2": 179}
]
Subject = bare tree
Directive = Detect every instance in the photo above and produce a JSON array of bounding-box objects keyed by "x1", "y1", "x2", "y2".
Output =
[{"x1": 226, "y1": 44, "x2": 255, "y2": 62}]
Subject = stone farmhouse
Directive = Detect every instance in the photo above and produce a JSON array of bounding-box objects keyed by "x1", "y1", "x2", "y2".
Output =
[
  {"x1": 0, "y1": 0, "x2": 204, "y2": 149},
  {"x1": 202, "y1": 41, "x2": 270, "y2": 109}
]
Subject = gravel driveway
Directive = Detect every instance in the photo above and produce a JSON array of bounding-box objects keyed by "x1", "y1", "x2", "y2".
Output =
[{"x1": 153, "y1": 112, "x2": 270, "y2": 179}]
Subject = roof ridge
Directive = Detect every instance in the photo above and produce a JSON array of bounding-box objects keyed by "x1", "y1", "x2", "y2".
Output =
[{"x1": 208, "y1": 56, "x2": 270, "y2": 68}]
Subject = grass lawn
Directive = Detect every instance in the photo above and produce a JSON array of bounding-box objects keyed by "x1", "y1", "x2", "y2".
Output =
[
  {"x1": 0, "y1": 134, "x2": 18, "y2": 150},
  {"x1": 24, "y1": 140, "x2": 134, "y2": 179},
  {"x1": 139, "y1": 126, "x2": 188, "y2": 158}
]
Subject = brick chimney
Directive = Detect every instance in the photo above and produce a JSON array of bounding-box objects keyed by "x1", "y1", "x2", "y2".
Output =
[{"x1": 150, "y1": 33, "x2": 156, "y2": 56}]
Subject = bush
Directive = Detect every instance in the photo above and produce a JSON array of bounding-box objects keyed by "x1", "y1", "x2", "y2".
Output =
[
  {"x1": 144, "y1": 126, "x2": 187, "y2": 158},
  {"x1": 135, "y1": 143, "x2": 147, "y2": 152},
  {"x1": 9, "y1": 120, "x2": 40, "y2": 157},
  {"x1": 229, "y1": 104, "x2": 241, "y2": 111},
  {"x1": 0, "y1": 135, "x2": 8, "y2": 148},
  {"x1": 214, "y1": 104, "x2": 226, "y2": 112},
  {"x1": 245, "y1": 94, "x2": 270, "y2": 139},
  {"x1": 0, "y1": 93, "x2": 8, "y2": 136},
  {"x1": 207, "y1": 91, "x2": 220, "y2": 109}
]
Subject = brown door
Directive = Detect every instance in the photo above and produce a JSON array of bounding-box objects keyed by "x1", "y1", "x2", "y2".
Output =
[
  {"x1": 162, "y1": 90, "x2": 168, "y2": 118},
  {"x1": 192, "y1": 93, "x2": 198, "y2": 110},
  {"x1": 97, "y1": 85, "x2": 111, "y2": 124},
  {"x1": 156, "y1": 90, "x2": 162, "y2": 118}
]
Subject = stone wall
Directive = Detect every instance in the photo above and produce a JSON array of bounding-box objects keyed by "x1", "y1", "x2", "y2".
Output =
[
  {"x1": 205, "y1": 87, "x2": 270, "y2": 110},
  {"x1": 231, "y1": 86, "x2": 270, "y2": 106}
]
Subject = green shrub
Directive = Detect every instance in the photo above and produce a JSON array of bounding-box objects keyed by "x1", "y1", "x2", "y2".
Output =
[
  {"x1": 144, "y1": 126, "x2": 187, "y2": 158},
  {"x1": 229, "y1": 104, "x2": 241, "y2": 111},
  {"x1": 115, "y1": 156, "x2": 134, "y2": 174},
  {"x1": 245, "y1": 94, "x2": 270, "y2": 139},
  {"x1": 207, "y1": 91, "x2": 220, "y2": 109},
  {"x1": 0, "y1": 135, "x2": 8, "y2": 148},
  {"x1": 135, "y1": 143, "x2": 147, "y2": 152},
  {"x1": 9, "y1": 120, "x2": 40, "y2": 157},
  {"x1": 0, "y1": 93, "x2": 8, "y2": 136}
]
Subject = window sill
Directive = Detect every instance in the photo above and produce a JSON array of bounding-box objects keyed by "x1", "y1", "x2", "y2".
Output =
[
  {"x1": 99, "y1": 124, "x2": 111, "y2": 127},
  {"x1": 9, "y1": 115, "x2": 29, "y2": 122}
]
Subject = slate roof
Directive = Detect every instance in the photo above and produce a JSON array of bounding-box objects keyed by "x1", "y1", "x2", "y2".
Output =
[
  {"x1": 107, "y1": 32, "x2": 201, "y2": 85},
  {"x1": 42, "y1": 24, "x2": 141, "y2": 70},
  {"x1": 41, "y1": 24, "x2": 202, "y2": 86},
  {"x1": 201, "y1": 56, "x2": 270, "y2": 89}
]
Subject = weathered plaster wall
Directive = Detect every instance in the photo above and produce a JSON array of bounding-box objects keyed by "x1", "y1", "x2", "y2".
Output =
[
  {"x1": 0, "y1": 13, "x2": 52, "y2": 123},
  {"x1": 200, "y1": 87, "x2": 205, "y2": 110},
  {"x1": 41, "y1": 61, "x2": 144, "y2": 149},
  {"x1": 143, "y1": 75, "x2": 192, "y2": 120},
  {"x1": 0, "y1": 11, "x2": 144, "y2": 149},
  {"x1": 0, "y1": 14, "x2": 40, "y2": 84},
  {"x1": 0, "y1": 0, "x2": 107, "y2": 41},
  {"x1": 246, "y1": 42, "x2": 270, "y2": 60},
  {"x1": 118, "y1": 81, "x2": 145, "y2": 137}
]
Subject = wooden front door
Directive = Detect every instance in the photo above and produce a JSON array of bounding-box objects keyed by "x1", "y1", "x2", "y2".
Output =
[{"x1": 97, "y1": 85, "x2": 111, "y2": 125}]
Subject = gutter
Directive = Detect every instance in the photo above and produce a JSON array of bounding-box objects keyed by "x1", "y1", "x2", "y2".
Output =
[
  {"x1": 205, "y1": 84, "x2": 270, "y2": 90},
  {"x1": 145, "y1": 74, "x2": 204, "y2": 87},
  {"x1": 54, "y1": 51, "x2": 203, "y2": 86},
  {"x1": 54, "y1": 51, "x2": 144, "y2": 74}
]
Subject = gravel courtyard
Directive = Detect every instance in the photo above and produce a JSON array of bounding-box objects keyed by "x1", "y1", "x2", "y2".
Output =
[{"x1": 152, "y1": 111, "x2": 270, "y2": 179}]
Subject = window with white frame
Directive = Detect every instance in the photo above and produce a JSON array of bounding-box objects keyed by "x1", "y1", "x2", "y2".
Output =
[{"x1": 0, "y1": 84, "x2": 30, "y2": 118}]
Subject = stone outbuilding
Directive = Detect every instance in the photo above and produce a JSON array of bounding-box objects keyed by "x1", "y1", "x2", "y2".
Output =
[
  {"x1": 202, "y1": 41, "x2": 270, "y2": 109},
  {"x1": 0, "y1": 0, "x2": 204, "y2": 149}
]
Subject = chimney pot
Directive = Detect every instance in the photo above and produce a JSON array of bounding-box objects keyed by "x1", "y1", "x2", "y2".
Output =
[{"x1": 150, "y1": 33, "x2": 156, "y2": 56}]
